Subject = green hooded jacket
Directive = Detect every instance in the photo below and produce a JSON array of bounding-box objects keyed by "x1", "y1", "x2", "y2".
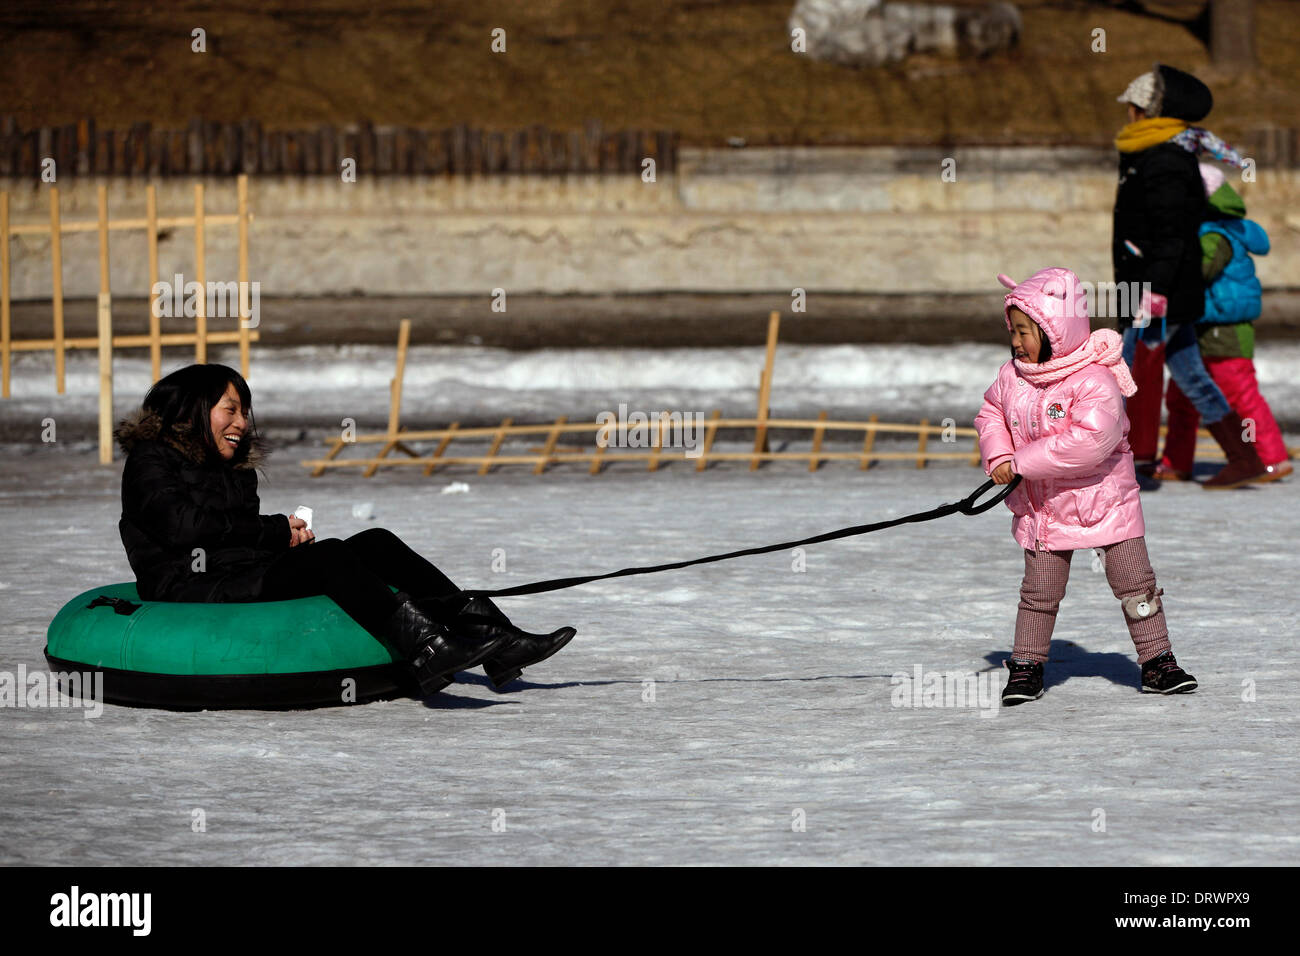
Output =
[{"x1": 1197, "y1": 182, "x2": 1254, "y2": 359}]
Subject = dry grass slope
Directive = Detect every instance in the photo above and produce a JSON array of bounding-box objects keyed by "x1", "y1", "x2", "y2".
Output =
[{"x1": 2, "y1": 1, "x2": 1297, "y2": 144}]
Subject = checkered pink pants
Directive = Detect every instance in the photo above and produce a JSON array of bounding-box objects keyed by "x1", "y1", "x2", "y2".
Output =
[{"x1": 1013, "y1": 536, "x2": 1171, "y2": 665}]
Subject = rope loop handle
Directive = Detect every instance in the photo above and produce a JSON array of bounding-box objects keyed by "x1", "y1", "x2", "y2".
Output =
[{"x1": 959, "y1": 474, "x2": 1023, "y2": 516}]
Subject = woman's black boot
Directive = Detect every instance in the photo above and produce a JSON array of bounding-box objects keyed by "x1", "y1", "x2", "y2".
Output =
[
  {"x1": 385, "y1": 593, "x2": 511, "y2": 696},
  {"x1": 455, "y1": 596, "x2": 577, "y2": 689}
]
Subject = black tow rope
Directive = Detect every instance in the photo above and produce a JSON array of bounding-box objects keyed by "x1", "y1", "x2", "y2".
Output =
[{"x1": 463, "y1": 475, "x2": 1021, "y2": 599}]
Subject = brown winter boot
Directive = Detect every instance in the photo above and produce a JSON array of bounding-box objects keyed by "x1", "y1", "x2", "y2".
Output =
[{"x1": 1202, "y1": 412, "x2": 1268, "y2": 489}]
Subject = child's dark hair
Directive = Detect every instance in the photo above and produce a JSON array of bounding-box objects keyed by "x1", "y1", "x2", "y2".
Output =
[{"x1": 142, "y1": 363, "x2": 258, "y2": 465}]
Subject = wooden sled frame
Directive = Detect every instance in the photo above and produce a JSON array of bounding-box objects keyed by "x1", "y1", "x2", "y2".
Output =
[{"x1": 302, "y1": 313, "x2": 994, "y2": 477}]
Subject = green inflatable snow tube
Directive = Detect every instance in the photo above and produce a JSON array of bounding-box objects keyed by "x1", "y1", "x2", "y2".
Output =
[{"x1": 44, "y1": 583, "x2": 416, "y2": 710}]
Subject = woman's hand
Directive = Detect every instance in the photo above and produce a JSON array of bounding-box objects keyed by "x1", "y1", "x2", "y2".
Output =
[
  {"x1": 991, "y1": 461, "x2": 1017, "y2": 485},
  {"x1": 288, "y1": 515, "x2": 315, "y2": 547}
]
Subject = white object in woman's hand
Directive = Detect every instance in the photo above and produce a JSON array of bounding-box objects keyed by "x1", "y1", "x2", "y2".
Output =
[{"x1": 287, "y1": 515, "x2": 315, "y2": 547}]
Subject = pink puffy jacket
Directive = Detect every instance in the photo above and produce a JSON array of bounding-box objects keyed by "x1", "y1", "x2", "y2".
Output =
[{"x1": 973, "y1": 268, "x2": 1146, "y2": 552}]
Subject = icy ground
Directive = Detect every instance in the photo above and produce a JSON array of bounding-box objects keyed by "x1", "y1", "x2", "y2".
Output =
[{"x1": 1, "y1": 445, "x2": 1297, "y2": 865}]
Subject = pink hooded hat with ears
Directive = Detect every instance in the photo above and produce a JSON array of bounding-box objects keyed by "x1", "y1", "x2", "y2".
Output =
[{"x1": 997, "y1": 267, "x2": 1137, "y2": 397}]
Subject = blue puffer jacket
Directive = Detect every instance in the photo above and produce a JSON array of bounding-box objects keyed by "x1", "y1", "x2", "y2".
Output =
[{"x1": 1199, "y1": 217, "x2": 1269, "y2": 324}]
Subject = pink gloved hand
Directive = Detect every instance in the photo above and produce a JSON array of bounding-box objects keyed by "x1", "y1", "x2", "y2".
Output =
[{"x1": 1133, "y1": 290, "x2": 1168, "y2": 328}]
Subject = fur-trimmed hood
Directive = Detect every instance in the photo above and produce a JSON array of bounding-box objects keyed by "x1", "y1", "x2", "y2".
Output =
[{"x1": 114, "y1": 407, "x2": 269, "y2": 470}]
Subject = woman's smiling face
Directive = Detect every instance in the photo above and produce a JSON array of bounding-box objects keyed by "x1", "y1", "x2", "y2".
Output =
[{"x1": 210, "y1": 382, "x2": 248, "y2": 460}]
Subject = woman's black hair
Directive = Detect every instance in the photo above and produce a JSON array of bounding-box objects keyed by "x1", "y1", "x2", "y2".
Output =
[{"x1": 141, "y1": 364, "x2": 257, "y2": 465}]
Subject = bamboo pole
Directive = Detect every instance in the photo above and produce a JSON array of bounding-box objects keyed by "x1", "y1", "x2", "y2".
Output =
[
  {"x1": 422, "y1": 422, "x2": 460, "y2": 475},
  {"x1": 750, "y1": 310, "x2": 779, "y2": 471},
  {"x1": 364, "y1": 439, "x2": 400, "y2": 478},
  {"x1": 809, "y1": 409, "x2": 828, "y2": 472},
  {"x1": 388, "y1": 320, "x2": 410, "y2": 434},
  {"x1": 96, "y1": 186, "x2": 113, "y2": 464},
  {"x1": 236, "y1": 174, "x2": 251, "y2": 377},
  {"x1": 481, "y1": 417, "x2": 513, "y2": 476},
  {"x1": 647, "y1": 412, "x2": 666, "y2": 472},
  {"x1": 589, "y1": 417, "x2": 608, "y2": 475},
  {"x1": 193, "y1": 183, "x2": 206, "y2": 364},
  {"x1": 533, "y1": 416, "x2": 567, "y2": 474},
  {"x1": 363, "y1": 319, "x2": 412, "y2": 478},
  {"x1": 8, "y1": 330, "x2": 260, "y2": 351},
  {"x1": 307, "y1": 416, "x2": 980, "y2": 446},
  {"x1": 9, "y1": 213, "x2": 244, "y2": 236},
  {"x1": 860, "y1": 413, "x2": 879, "y2": 470},
  {"x1": 665, "y1": 450, "x2": 981, "y2": 464},
  {"x1": 917, "y1": 418, "x2": 929, "y2": 469},
  {"x1": 145, "y1": 184, "x2": 161, "y2": 381},
  {"x1": 49, "y1": 187, "x2": 66, "y2": 394},
  {"x1": 301, "y1": 448, "x2": 986, "y2": 471},
  {"x1": 1, "y1": 191, "x2": 9, "y2": 398},
  {"x1": 310, "y1": 437, "x2": 347, "y2": 478},
  {"x1": 695, "y1": 409, "x2": 721, "y2": 472}
]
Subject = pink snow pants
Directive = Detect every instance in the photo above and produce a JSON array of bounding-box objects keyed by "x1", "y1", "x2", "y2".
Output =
[
  {"x1": 1126, "y1": 341, "x2": 1165, "y2": 462},
  {"x1": 1013, "y1": 537, "x2": 1171, "y2": 666},
  {"x1": 1163, "y1": 356, "x2": 1289, "y2": 471}
]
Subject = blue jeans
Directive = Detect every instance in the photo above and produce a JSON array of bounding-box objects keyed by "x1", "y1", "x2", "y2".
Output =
[{"x1": 1122, "y1": 321, "x2": 1232, "y2": 424}]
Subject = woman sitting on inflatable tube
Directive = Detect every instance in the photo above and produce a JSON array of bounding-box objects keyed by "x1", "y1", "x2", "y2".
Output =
[{"x1": 114, "y1": 363, "x2": 576, "y2": 696}]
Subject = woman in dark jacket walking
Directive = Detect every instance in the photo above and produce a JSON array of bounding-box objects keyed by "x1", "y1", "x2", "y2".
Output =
[
  {"x1": 116, "y1": 363, "x2": 575, "y2": 697},
  {"x1": 1112, "y1": 63, "x2": 1266, "y2": 488}
]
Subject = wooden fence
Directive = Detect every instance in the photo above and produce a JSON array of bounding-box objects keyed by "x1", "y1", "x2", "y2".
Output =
[
  {"x1": 0, "y1": 117, "x2": 678, "y2": 178},
  {"x1": 300, "y1": 313, "x2": 990, "y2": 477},
  {"x1": 0, "y1": 175, "x2": 257, "y2": 463},
  {"x1": 7, "y1": 116, "x2": 1300, "y2": 178}
]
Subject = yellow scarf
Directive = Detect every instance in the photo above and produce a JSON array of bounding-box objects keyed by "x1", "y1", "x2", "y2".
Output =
[{"x1": 1115, "y1": 117, "x2": 1188, "y2": 153}]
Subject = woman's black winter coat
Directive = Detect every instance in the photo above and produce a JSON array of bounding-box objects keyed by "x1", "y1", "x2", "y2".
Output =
[
  {"x1": 1112, "y1": 142, "x2": 1205, "y2": 327},
  {"x1": 115, "y1": 410, "x2": 290, "y2": 602},
  {"x1": 1112, "y1": 65, "x2": 1213, "y2": 328}
]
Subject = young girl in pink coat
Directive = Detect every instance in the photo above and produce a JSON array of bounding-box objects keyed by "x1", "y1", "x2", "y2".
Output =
[{"x1": 974, "y1": 267, "x2": 1197, "y2": 704}]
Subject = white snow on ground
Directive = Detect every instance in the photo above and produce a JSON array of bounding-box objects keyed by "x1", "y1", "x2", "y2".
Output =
[
  {"x1": 6, "y1": 341, "x2": 1300, "y2": 436},
  {"x1": 1, "y1": 444, "x2": 1297, "y2": 865}
]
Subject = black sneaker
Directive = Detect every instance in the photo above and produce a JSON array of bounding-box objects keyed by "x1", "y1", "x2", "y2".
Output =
[
  {"x1": 1002, "y1": 658, "x2": 1044, "y2": 706},
  {"x1": 1141, "y1": 651, "x2": 1198, "y2": 694}
]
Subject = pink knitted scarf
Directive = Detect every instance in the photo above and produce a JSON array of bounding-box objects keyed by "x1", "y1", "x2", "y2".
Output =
[{"x1": 1014, "y1": 328, "x2": 1137, "y2": 397}]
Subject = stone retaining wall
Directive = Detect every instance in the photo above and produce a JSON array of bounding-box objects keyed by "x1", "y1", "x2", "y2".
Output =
[{"x1": 3, "y1": 146, "x2": 1295, "y2": 300}]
